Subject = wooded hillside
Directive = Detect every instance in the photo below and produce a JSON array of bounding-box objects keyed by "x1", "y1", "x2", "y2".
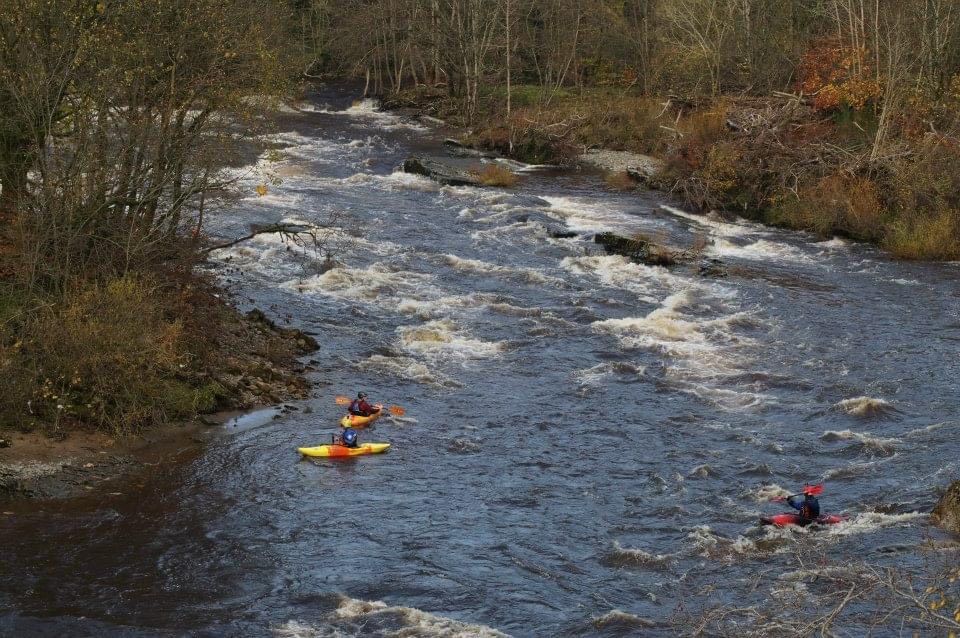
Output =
[{"x1": 301, "y1": 0, "x2": 960, "y2": 258}]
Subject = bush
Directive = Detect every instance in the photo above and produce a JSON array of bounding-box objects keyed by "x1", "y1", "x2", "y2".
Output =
[
  {"x1": 472, "y1": 164, "x2": 519, "y2": 187},
  {"x1": 1, "y1": 276, "x2": 202, "y2": 434},
  {"x1": 883, "y1": 211, "x2": 960, "y2": 260},
  {"x1": 605, "y1": 171, "x2": 639, "y2": 190}
]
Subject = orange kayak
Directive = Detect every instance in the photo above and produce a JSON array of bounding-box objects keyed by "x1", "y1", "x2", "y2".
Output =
[{"x1": 339, "y1": 409, "x2": 382, "y2": 428}]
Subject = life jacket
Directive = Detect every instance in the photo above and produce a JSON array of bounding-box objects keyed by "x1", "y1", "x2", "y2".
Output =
[
  {"x1": 349, "y1": 399, "x2": 363, "y2": 415},
  {"x1": 801, "y1": 497, "x2": 820, "y2": 520}
]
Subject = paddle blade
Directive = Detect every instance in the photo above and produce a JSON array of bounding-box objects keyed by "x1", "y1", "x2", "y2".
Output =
[
  {"x1": 335, "y1": 396, "x2": 350, "y2": 405},
  {"x1": 388, "y1": 405, "x2": 405, "y2": 416},
  {"x1": 803, "y1": 484, "x2": 824, "y2": 496}
]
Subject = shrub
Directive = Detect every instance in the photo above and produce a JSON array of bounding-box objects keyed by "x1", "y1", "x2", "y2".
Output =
[
  {"x1": 472, "y1": 164, "x2": 519, "y2": 187},
  {"x1": 4, "y1": 276, "x2": 204, "y2": 434},
  {"x1": 605, "y1": 171, "x2": 639, "y2": 190},
  {"x1": 883, "y1": 211, "x2": 960, "y2": 260}
]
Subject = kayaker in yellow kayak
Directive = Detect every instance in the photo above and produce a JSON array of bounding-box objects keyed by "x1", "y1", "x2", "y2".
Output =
[
  {"x1": 348, "y1": 392, "x2": 380, "y2": 417},
  {"x1": 333, "y1": 427, "x2": 360, "y2": 448}
]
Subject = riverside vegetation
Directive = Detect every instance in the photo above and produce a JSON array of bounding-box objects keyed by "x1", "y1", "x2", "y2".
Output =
[
  {"x1": 0, "y1": 0, "x2": 325, "y2": 439},
  {"x1": 307, "y1": 0, "x2": 960, "y2": 259}
]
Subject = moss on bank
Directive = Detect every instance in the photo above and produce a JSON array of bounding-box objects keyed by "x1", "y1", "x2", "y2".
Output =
[{"x1": 0, "y1": 275, "x2": 316, "y2": 438}]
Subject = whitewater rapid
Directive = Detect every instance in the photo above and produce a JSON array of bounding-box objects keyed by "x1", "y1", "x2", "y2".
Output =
[{"x1": 1, "y1": 86, "x2": 957, "y2": 637}]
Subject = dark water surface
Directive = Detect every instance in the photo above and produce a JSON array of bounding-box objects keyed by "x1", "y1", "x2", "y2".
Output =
[{"x1": 2, "y1": 84, "x2": 958, "y2": 636}]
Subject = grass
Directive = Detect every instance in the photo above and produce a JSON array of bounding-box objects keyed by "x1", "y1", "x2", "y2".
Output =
[
  {"x1": 472, "y1": 163, "x2": 519, "y2": 187},
  {"x1": 605, "y1": 171, "x2": 639, "y2": 190},
  {"x1": 883, "y1": 212, "x2": 960, "y2": 260}
]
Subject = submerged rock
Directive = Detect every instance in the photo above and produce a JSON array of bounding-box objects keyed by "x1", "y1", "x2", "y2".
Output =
[
  {"x1": 932, "y1": 481, "x2": 960, "y2": 534},
  {"x1": 593, "y1": 232, "x2": 680, "y2": 267},
  {"x1": 402, "y1": 157, "x2": 483, "y2": 187}
]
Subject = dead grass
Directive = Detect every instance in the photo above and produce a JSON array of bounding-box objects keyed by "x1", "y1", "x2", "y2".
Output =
[
  {"x1": 473, "y1": 163, "x2": 519, "y2": 187},
  {"x1": 605, "y1": 171, "x2": 639, "y2": 190},
  {"x1": 883, "y1": 211, "x2": 960, "y2": 260}
]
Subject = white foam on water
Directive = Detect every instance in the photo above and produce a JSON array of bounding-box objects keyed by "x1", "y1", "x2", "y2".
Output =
[
  {"x1": 685, "y1": 524, "x2": 804, "y2": 562},
  {"x1": 283, "y1": 262, "x2": 438, "y2": 302},
  {"x1": 565, "y1": 256, "x2": 766, "y2": 409},
  {"x1": 777, "y1": 565, "x2": 866, "y2": 583},
  {"x1": 604, "y1": 540, "x2": 675, "y2": 569},
  {"x1": 825, "y1": 511, "x2": 925, "y2": 537},
  {"x1": 822, "y1": 457, "x2": 893, "y2": 480},
  {"x1": 559, "y1": 255, "x2": 661, "y2": 303},
  {"x1": 442, "y1": 254, "x2": 556, "y2": 285},
  {"x1": 315, "y1": 98, "x2": 429, "y2": 132},
  {"x1": 359, "y1": 355, "x2": 462, "y2": 388},
  {"x1": 817, "y1": 237, "x2": 849, "y2": 248},
  {"x1": 339, "y1": 171, "x2": 442, "y2": 192},
  {"x1": 272, "y1": 620, "x2": 327, "y2": 637},
  {"x1": 397, "y1": 319, "x2": 503, "y2": 359},
  {"x1": 890, "y1": 278, "x2": 922, "y2": 286},
  {"x1": 659, "y1": 204, "x2": 757, "y2": 238},
  {"x1": 713, "y1": 238, "x2": 815, "y2": 264},
  {"x1": 820, "y1": 429, "x2": 900, "y2": 454},
  {"x1": 209, "y1": 222, "x2": 343, "y2": 277},
  {"x1": 334, "y1": 597, "x2": 509, "y2": 637},
  {"x1": 665, "y1": 378, "x2": 769, "y2": 410},
  {"x1": 542, "y1": 195, "x2": 652, "y2": 233},
  {"x1": 591, "y1": 291, "x2": 754, "y2": 373},
  {"x1": 746, "y1": 484, "x2": 791, "y2": 503},
  {"x1": 487, "y1": 302, "x2": 543, "y2": 318},
  {"x1": 275, "y1": 597, "x2": 509, "y2": 637},
  {"x1": 470, "y1": 221, "x2": 552, "y2": 244},
  {"x1": 573, "y1": 362, "x2": 645, "y2": 387},
  {"x1": 834, "y1": 396, "x2": 895, "y2": 417},
  {"x1": 591, "y1": 610, "x2": 656, "y2": 629},
  {"x1": 395, "y1": 293, "x2": 501, "y2": 320}
]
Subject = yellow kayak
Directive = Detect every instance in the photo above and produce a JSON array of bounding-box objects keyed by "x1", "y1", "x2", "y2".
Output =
[
  {"x1": 297, "y1": 442, "x2": 391, "y2": 458},
  {"x1": 339, "y1": 409, "x2": 382, "y2": 428}
]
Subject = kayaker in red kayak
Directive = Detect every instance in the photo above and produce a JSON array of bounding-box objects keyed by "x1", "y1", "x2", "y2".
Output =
[
  {"x1": 348, "y1": 392, "x2": 380, "y2": 417},
  {"x1": 772, "y1": 484, "x2": 822, "y2": 522}
]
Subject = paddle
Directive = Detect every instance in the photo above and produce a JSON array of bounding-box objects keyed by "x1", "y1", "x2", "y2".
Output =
[
  {"x1": 334, "y1": 396, "x2": 406, "y2": 416},
  {"x1": 770, "y1": 483, "x2": 824, "y2": 502}
]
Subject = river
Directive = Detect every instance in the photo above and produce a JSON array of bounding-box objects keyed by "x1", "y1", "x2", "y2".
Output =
[{"x1": 1, "y1": 83, "x2": 958, "y2": 636}]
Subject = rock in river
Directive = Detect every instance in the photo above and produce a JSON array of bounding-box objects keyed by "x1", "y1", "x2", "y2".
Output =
[
  {"x1": 932, "y1": 480, "x2": 960, "y2": 534},
  {"x1": 402, "y1": 157, "x2": 482, "y2": 187}
]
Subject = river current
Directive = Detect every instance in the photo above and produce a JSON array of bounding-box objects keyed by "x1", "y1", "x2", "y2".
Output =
[{"x1": 2, "y1": 84, "x2": 958, "y2": 636}]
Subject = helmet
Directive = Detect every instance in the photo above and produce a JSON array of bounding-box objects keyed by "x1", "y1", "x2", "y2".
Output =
[
  {"x1": 342, "y1": 428, "x2": 358, "y2": 446},
  {"x1": 358, "y1": 392, "x2": 367, "y2": 399}
]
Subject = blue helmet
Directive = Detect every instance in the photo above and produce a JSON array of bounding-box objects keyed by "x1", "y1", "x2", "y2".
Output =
[{"x1": 342, "y1": 428, "x2": 358, "y2": 446}]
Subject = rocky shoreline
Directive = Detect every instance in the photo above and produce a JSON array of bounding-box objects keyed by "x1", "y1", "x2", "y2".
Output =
[{"x1": 0, "y1": 303, "x2": 318, "y2": 501}]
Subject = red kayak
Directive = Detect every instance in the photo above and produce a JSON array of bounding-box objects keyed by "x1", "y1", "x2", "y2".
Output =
[{"x1": 760, "y1": 513, "x2": 845, "y2": 528}]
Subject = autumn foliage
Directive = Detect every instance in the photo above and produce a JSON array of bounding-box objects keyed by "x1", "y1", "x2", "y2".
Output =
[{"x1": 797, "y1": 39, "x2": 882, "y2": 112}]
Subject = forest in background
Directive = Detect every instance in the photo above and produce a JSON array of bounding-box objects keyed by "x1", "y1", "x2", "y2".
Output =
[
  {"x1": 302, "y1": 0, "x2": 960, "y2": 258},
  {"x1": 2, "y1": 0, "x2": 960, "y2": 436}
]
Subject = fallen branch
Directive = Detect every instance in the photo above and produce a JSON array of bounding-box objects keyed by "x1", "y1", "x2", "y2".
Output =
[{"x1": 204, "y1": 223, "x2": 318, "y2": 254}]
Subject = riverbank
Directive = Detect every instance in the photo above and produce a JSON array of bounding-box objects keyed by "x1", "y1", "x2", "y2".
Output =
[
  {"x1": 382, "y1": 85, "x2": 960, "y2": 260},
  {"x1": 0, "y1": 298, "x2": 318, "y2": 501}
]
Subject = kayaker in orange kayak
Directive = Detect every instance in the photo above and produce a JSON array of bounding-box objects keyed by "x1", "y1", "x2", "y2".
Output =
[{"x1": 348, "y1": 392, "x2": 380, "y2": 417}]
